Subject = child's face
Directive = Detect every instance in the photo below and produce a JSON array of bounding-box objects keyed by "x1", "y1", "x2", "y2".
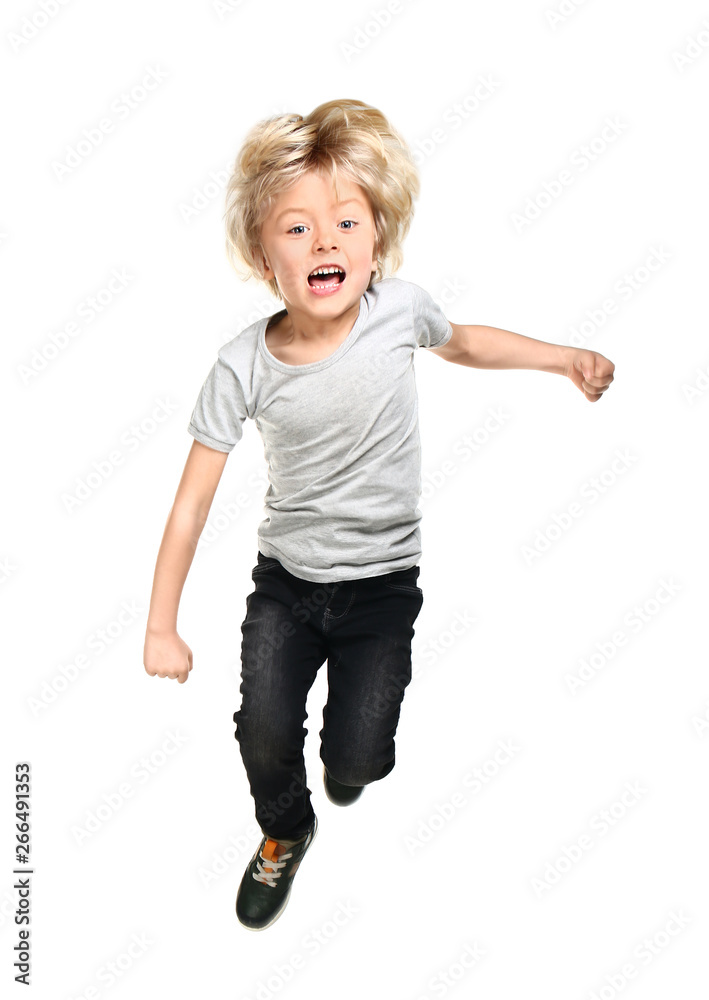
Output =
[{"x1": 258, "y1": 169, "x2": 378, "y2": 319}]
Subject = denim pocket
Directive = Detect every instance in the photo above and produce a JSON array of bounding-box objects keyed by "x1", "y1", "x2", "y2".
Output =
[
  {"x1": 382, "y1": 565, "x2": 422, "y2": 595},
  {"x1": 251, "y1": 551, "x2": 281, "y2": 576}
]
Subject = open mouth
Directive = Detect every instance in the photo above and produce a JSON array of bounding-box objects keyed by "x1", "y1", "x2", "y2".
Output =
[{"x1": 307, "y1": 265, "x2": 346, "y2": 288}]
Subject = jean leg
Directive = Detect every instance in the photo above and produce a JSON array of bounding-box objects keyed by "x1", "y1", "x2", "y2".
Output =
[
  {"x1": 319, "y1": 571, "x2": 424, "y2": 787},
  {"x1": 234, "y1": 569, "x2": 328, "y2": 841}
]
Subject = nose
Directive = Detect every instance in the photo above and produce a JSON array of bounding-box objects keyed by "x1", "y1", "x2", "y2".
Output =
[{"x1": 313, "y1": 223, "x2": 339, "y2": 252}]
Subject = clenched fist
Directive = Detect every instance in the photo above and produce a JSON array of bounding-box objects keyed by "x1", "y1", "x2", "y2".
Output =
[{"x1": 144, "y1": 629, "x2": 194, "y2": 684}]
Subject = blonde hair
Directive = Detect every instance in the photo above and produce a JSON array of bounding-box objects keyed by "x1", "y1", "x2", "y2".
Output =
[{"x1": 224, "y1": 99, "x2": 420, "y2": 301}]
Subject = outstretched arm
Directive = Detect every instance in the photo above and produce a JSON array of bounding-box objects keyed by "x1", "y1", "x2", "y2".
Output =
[{"x1": 427, "y1": 322, "x2": 615, "y2": 403}]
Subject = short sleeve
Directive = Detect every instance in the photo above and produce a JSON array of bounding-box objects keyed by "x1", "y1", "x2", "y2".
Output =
[
  {"x1": 187, "y1": 357, "x2": 247, "y2": 453},
  {"x1": 411, "y1": 282, "x2": 454, "y2": 349}
]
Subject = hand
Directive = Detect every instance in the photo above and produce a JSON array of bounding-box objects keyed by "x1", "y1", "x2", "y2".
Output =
[
  {"x1": 144, "y1": 628, "x2": 193, "y2": 684},
  {"x1": 564, "y1": 348, "x2": 615, "y2": 402}
]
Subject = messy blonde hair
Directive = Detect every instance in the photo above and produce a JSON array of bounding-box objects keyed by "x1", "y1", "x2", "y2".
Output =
[{"x1": 224, "y1": 99, "x2": 420, "y2": 301}]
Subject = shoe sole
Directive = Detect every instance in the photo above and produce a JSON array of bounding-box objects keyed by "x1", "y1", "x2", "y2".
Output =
[
  {"x1": 323, "y1": 765, "x2": 364, "y2": 806},
  {"x1": 237, "y1": 815, "x2": 319, "y2": 932}
]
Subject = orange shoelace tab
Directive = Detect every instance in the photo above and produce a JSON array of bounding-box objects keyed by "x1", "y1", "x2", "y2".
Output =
[
  {"x1": 262, "y1": 840, "x2": 278, "y2": 862},
  {"x1": 262, "y1": 839, "x2": 288, "y2": 866}
]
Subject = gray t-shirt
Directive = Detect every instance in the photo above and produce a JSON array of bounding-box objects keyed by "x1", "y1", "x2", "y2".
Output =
[{"x1": 187, "y1": 276, "x2": 453, "y2": 583}]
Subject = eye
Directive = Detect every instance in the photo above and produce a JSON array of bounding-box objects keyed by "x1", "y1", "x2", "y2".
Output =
[
  {"x1": 339, "y1": 220, "x2": 357, "y2": 230},
  {"x1": 288, "y1": 225, "x2": 306, "y2": 234}
]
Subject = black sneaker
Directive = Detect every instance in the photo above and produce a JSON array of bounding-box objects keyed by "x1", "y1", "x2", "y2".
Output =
[
  {"x1": 236, "y1": 815, "x2": 318, "y2": 931},
  {"x1": 323, "y1": 765, "x2": 364, "y2": 806}
]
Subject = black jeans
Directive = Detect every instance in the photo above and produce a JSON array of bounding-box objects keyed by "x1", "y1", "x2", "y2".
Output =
[{"x1": 233, "y1": 551, "x2": 424, "y2": 841}]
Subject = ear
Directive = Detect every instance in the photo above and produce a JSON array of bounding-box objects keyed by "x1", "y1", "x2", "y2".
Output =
[{"x1": 254, "y1": 246, "x2": 273, "y2": 279}]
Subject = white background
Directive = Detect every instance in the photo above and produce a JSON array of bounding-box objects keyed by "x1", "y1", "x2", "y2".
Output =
[{"x1": 3, "y1": 0, "x2": 708, "y2": 997}]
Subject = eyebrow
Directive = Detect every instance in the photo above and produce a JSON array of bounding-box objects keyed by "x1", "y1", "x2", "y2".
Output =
[{"x1": 275, "y1": 198, "x2": 365, "y2": 224}]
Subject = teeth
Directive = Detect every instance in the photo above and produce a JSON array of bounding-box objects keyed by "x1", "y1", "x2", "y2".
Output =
[{"x1": 309, "y1": 266, "x2": 344, "y2": 276}]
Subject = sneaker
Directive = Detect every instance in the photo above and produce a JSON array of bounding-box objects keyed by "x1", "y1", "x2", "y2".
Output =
[
  {"x1": 323, "y1": 765, "x2": 364, "y2": 806},
  {"x1": 236, "y1": 815, "x2": 318, "y2": 931}
]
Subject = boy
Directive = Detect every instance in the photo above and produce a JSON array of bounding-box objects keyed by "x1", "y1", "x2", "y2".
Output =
[{"x1": 143, "y1": 99, "x2": 615, "y2": 931}]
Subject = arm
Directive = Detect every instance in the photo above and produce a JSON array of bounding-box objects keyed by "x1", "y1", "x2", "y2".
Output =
[
  {"x1": 427, "y1": 322, "x2": 615, "y2": 402},
  {"x1": 143, "y1": 440, "x2": 229, "y2": 683}
]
